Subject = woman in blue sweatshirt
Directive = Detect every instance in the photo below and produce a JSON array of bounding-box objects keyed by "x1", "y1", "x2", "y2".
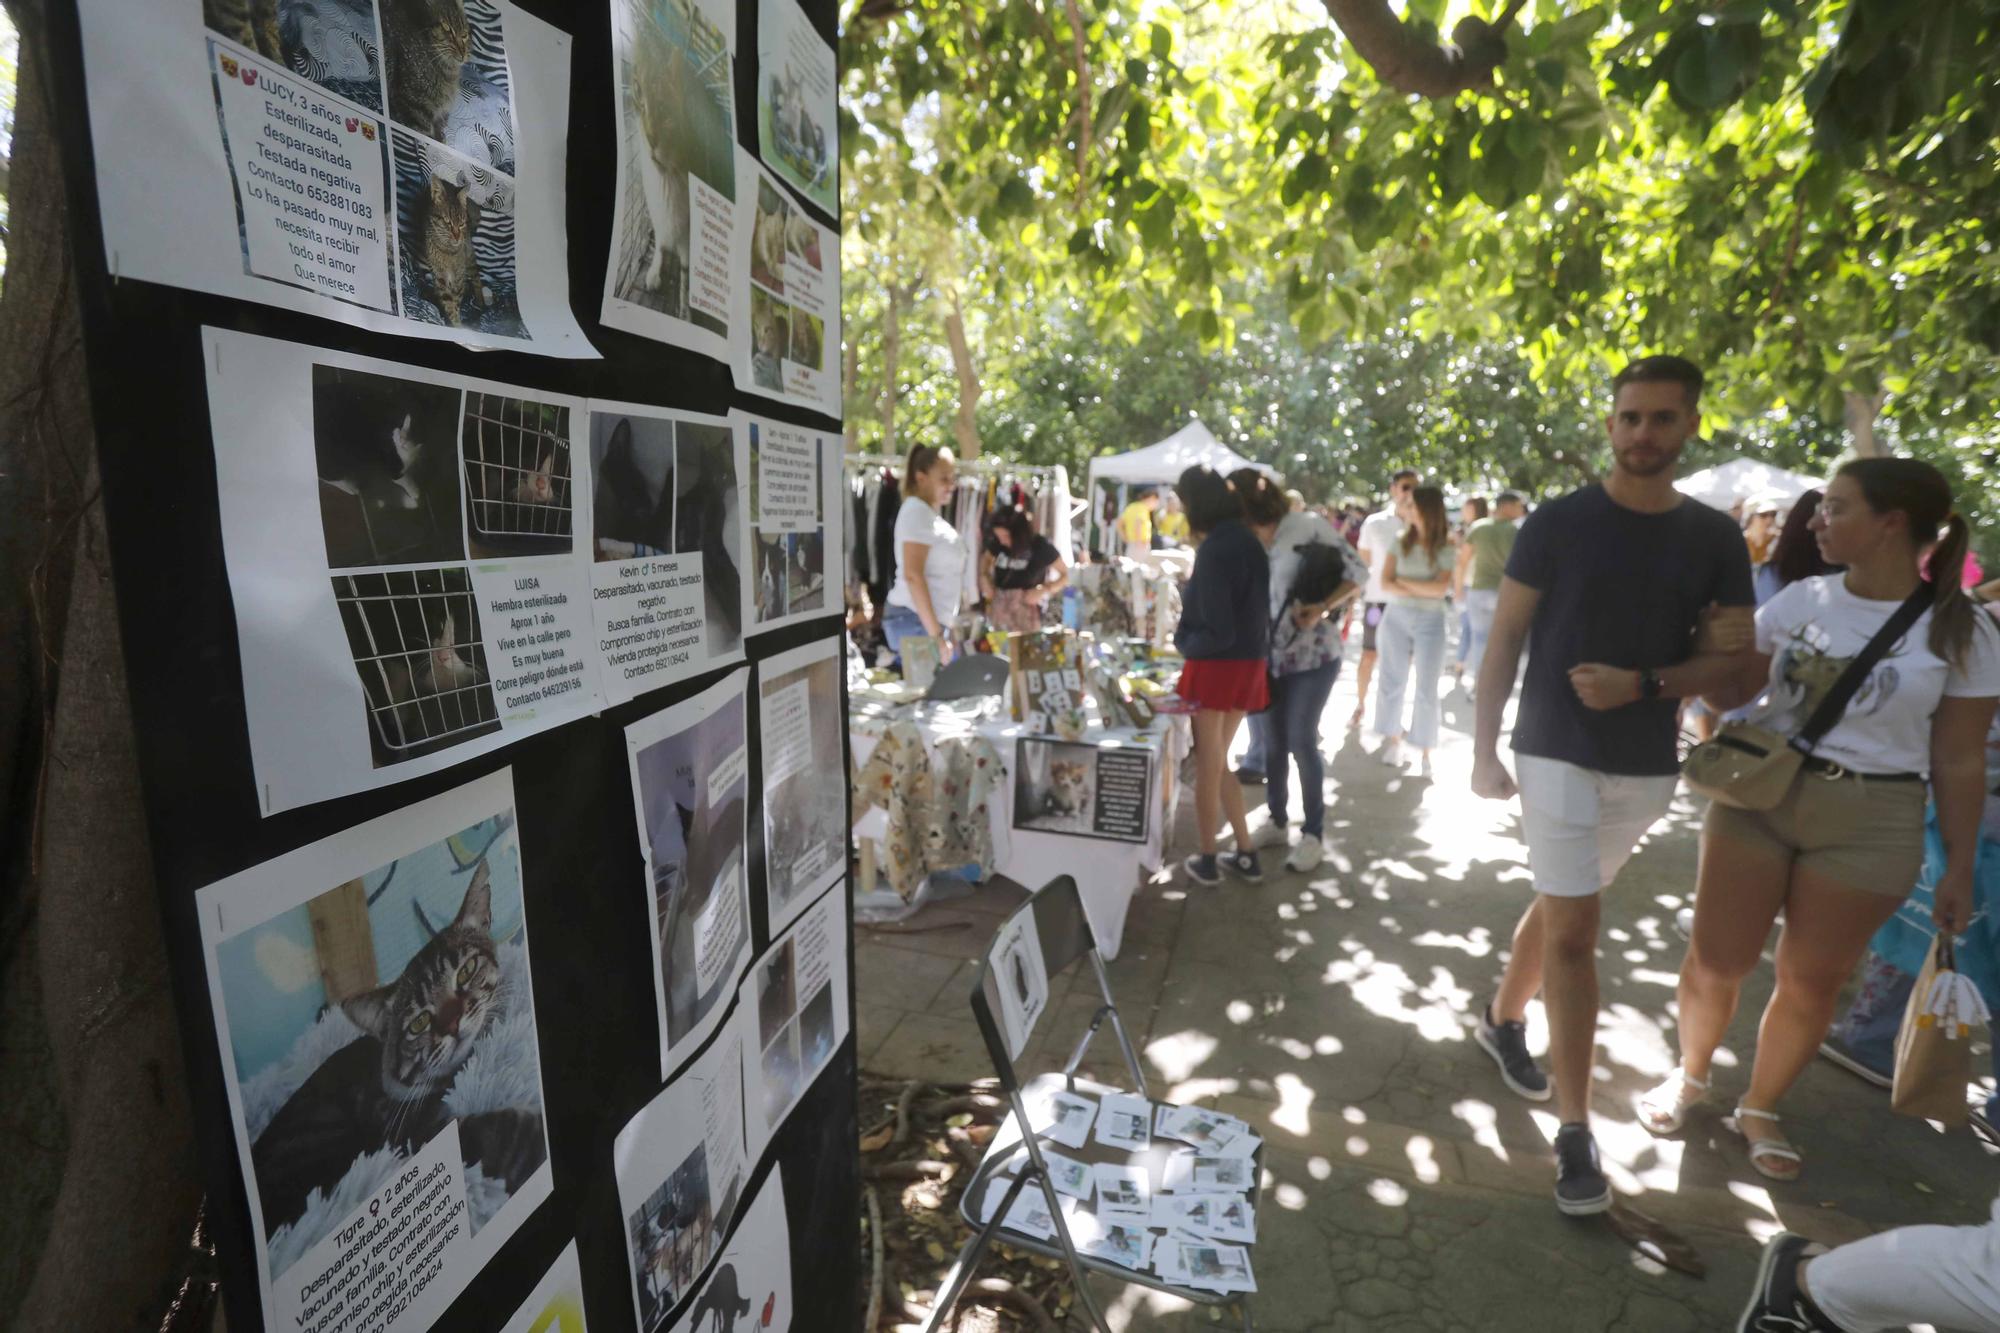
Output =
[{"x1": 1174, "y1": 465, "x2": 1275, "y2": 885}]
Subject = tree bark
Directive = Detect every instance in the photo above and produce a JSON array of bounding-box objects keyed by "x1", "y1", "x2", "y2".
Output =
[
  {"x1": 842, "y1": 324, "x2": 862, "y2": 452},
  {"x1": 1319, "y1": 0, "x2": 1511, "y2": 98},
  {"x1": 941, "y1": 287, "x2": 982, "y2": 460},
  {"x1": 2, "y1": 6, "x2": 208, "y2": 1326},
  {"x1": 1844, "y1": 388, "x2": 1889, "y2": 458}
]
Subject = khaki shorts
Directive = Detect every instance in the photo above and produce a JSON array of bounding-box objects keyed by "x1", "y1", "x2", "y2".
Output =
[{"x1": 1705, "y1": 769, "x2": 1928, "y2": 896}]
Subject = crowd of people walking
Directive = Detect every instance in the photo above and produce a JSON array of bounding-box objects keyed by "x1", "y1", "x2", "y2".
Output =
[{"x1": 1161, "y1": 354, "x2": 2000, "y2": 1333}]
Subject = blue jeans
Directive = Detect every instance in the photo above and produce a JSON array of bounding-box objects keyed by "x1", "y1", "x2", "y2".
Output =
[
  {"x1": 1242, "y1": 713, "x2": 1270, "y2": 776},
  {"x1": 1266, "y1": 660, "x2": 1341, "y2": 838},
  {"x1": 1464, "y1": 588, "x2": 1500, "y2": 681},
  {"x1": 882, "y1": 603, "x2": 928, "y2": 661},
  {"x1": 1374, "y1": 603, "x2": 1446, "y2": 750},
  {"x1": 1834, "y1": 953, "x2": 2000, "y2": 1121}
]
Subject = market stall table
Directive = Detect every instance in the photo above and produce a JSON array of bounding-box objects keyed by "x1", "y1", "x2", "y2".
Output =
[{"x1": 849, "y1": 687, "x2": 1188, "y2": 959}]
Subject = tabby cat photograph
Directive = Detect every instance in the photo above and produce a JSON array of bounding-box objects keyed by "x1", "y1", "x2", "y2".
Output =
[
  {"x1": 212, "y1": 815, "x2": 550, "y2": 1280},
  {"x1": 381, "y1": 0, "x2": 518, "y2": 175},
  {"x1": 203, "y1": 0, "x2": 385, "y2": 114},
  {"x1": 392, "y1": 129, "x2": 527, "y2": 335},
  {"x1": 609, "y1": 0, "x2": 737, "y2": 329},
  {"x1": 313, "y1": 363, "x2": 467, "y2": 569}
]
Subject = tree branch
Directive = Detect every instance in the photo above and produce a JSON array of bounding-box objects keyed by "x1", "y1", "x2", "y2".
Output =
[
  {"x1": 1060, "y1": 0, "x2": 1095, "y2": 199},
  {"x1": 1318, "y1": 0, "x2": 1514, "y2": 98}
]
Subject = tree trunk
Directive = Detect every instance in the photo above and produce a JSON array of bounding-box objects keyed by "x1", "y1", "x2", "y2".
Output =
[
  {"x1": 1, "y1": 6, "x2": 208, "y2": 1326},
  {"x1": 877, "y1": 282, "x2": 910, "y2": 458},
  {"x1": 1319, "y1": 0, "x2": 1512, "y2": 98},
  {"x1": 942, "y1": 287, "x2": 982, "y2": 460},
  {"x1": 842, "y1": 324, "x2": 862, "y2": 452},
  {"x1": 1844, "y1": 388, "x2": 1889, "y2": 458}
]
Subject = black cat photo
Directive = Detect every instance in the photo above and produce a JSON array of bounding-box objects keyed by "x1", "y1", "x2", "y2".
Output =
[
  {"x1": 313, "y1": 364, "x2": 466, "y2": 569},
  {"x1": 217, "y1": 822, "x2": 550, "y2": 1278},
  {"x1": 591, "y1": 413, "x2": 677, "y2": 562}
]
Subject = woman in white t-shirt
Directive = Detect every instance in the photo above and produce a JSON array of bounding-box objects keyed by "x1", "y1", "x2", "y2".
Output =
[
  {"x1": 1640, "y1": 459, "x2": 2000, "y2": 1182},
  {"x1": 882, "y1": 444, "x2": 964, "y2": 661}
]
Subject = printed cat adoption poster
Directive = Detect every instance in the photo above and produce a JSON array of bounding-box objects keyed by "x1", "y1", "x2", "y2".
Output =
[
  {"x1": 756, "y1": 639, "x2": 847, "y2": 932},
  {"x1": 666, "y1": 1172, "x2": 792, "y2": 1333},
  {"x1": 739, "y1": 884, "x2": 849, "y2": 1160},
  {"x1": 194, "y1": 769, "x2": 555, "y2": 1333},
  {"x1": 736, "y1": 410, "x2": 841, "y2": 635},
  {"x1": 601, "y1": 0, "x2": 741, "y2": 363},
  {"x1": 731, "y1": 149, "x2": 842, "y2": 416},
  {"x1": 756, "y1": 0, "x2": 836, "y2": 217},
  {"x1": 73, "y1": 0, "x2": 594, "y2": 354},
  {"x1": 501, "y1": 1242, "x2": 588, "y2": 1333},
  {"x1": 204, "y1": 328, "x2": 604, "y2": 815},
  {"x1": 586, "y1": 400, "x2": 752, "y2": 705},
  {"x1": 626, "y1": 670, "x2": 754, "y2": 1080}
]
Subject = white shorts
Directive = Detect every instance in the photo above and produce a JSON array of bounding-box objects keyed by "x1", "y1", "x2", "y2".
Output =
[{"x1": 1515, "y1": 755, "x2": 1678, "y2": 898}]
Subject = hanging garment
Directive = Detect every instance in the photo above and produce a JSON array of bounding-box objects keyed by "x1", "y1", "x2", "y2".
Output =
[
  {"x1": 853, "y1": 721, "x2": 934, "y2": 901},
  {"x1": 924, "y1": 735, "x2": 1001, "y2": 876}
]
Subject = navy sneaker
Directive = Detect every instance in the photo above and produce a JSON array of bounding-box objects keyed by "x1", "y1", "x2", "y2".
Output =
[
  {"x1": 1221, "y1": 851, "x2": 1263, "y2": 883},
  {"x1": 1553, "y1": 1122, "x2": 1611, "y2": 1216},
  {"x1": 1183, "y1": 854, "x2": 1222, "y2": 886},
  {"x1": 1475, "y1": 1003, "x2": 1552, "y2": 1102},
  {"x1": 1737, "y1": 1232, "x2": 1835, "y2": 1331}
]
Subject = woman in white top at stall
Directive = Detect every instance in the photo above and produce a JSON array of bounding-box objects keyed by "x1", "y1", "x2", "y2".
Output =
[
  {"x1": 882, "y1": 444, "x2": 965, "y2": 662},
  {"x1": 1641, "y1": 458, "x2": 2000, "y2": 1181}
]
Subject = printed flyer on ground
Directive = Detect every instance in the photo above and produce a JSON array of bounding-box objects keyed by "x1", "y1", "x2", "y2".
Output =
[
  {"x1": 615, "y1": 1018, "x2": 749, "y2": 1333},
  {"x1": 665, "y1": 1171, "x2": 792, "y2": 1333},
  {"x1": 204, "y1": 328, "x2": 603, "y2": 815},
  {"x1": 737, "y1": 410, "x2": 840, "y2": 634},
  {"x1": 755, "y1": 0, "x2": 836, "y2": 217},
  {"x1": 586, "y1": 400, "x2": 749, "y2": 705},
  {"x1": 76, "y1": 0, "x2": 593, "y2": 353},
  {"x1": 731, "y1": 150, "x2": 841, "y2": 416},
  {"x1": 740, "y1": 883, "x2": 848, "y2": 1160},
  {"x1": 194, "y1": 770, "x2": 554, "y2": 1333},
  {"x1": 626, "y1": 671, "x2": 753, "y2": 1080},
  {"x1": 501, "y1": 1241, "x2": 587, "y2": 1333},
  {"x1": 601, "y1": 0, "x2": 739, "y2": 362},
  {"x1": 756, "y1": 639, "x2": 846, "y2": 932}
]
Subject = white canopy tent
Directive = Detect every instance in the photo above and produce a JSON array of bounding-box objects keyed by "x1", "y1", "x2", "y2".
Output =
[
  {"x1": 1675, "y1": 457, "x2": 1825, "y2": 511},
  {"x1": 1084, "y1": 418, "x2": 1277, "y2": 552}
]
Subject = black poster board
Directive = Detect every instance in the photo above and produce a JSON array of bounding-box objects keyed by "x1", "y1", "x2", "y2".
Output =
[{"x1": 39, "y1": 0, "x2": 858, "y2": 1328}]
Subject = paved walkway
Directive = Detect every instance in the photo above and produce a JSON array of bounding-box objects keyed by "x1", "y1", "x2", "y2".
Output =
[{"x1": 856, "y1": 650, "x2": 1999, "y2": 1331}]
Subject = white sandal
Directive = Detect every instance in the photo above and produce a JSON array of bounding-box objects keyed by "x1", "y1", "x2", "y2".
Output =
[
  {"x1": 1637, "y1": 1068, "x2": 1709, "y2": 1135},
  {"x1": 1727, "y1": 1106, "x2": 1803, "y2": 1181}
]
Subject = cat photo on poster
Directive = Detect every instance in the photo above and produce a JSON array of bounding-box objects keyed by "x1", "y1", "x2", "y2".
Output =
[
  {"x1": 196, "y1": 770, "x2": 553, "y2": 1333},
  {"x1": 392, "y1": 129, "x2": 527, "y2": 336},
  {"x1": 603, "y1": 0, "x2": 739, "y2": 359},
  {"x1": 667, "y1": 1170, "x2": 792, "y2": 1333},
  {"x1": 756, "y1": 638, "x2": 845, "y2": 931},
  {"x1": 627, "y1": 670, "x2": 753, "y2": 1078},
  {"x1": 755, "y1": 0, "x2": 836, "y2": 216},
  {"x1": 739, "y1": 411, "x2": 837, "y2": 635},
  {"x1": 739, "y1": 884, "x2": 849, "y2": 1158}
]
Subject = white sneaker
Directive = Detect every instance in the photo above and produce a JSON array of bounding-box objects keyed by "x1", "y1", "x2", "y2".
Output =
[
  {"x1": 1286, "y1": 834, "x2": 1325, "y2": 873},
  {"x1": 1376, "y1": 738, "x2": 1406, "y2": 768},
  {"x1": 1253, "y1": 822, "x2": 1291, "y2": 850}
]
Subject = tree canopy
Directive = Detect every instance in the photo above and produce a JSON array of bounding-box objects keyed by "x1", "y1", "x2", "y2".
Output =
[{"x1": 840, "y1": 0, "x2": 2000, "y2": 510}]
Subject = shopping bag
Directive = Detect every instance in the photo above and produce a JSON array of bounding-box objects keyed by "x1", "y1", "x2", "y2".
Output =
[{"x1": 1890, "y1": 934, "x2": 1988, "y2": 1127}]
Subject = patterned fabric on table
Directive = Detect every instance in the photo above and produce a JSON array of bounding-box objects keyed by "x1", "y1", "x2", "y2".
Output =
[
  {"x1": 987, "y1": 587, "x2": 1050, "y2": 634},
  {"x1": 854, "y1": 721, "x2": 935, "y2": 901},
  {"x1": 925, "y1": 735, "x2": 1002, "y2": 875}
]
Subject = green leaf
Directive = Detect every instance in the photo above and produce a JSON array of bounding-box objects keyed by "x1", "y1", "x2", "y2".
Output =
[
  {"x1": 1150, "y1": 22, "x2": 1173, "y2": 59},
  {"x1": 996, "y1": 177, "x2": 1035, "y2": 217}
]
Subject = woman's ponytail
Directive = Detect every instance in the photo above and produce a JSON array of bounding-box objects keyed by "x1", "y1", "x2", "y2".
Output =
[
  {"x1": 1930, "y1": 512, "x2": 1979, "y2": 669},
  {"x1": 903, "y1": 443, "x2": 948, "y2": 495}
]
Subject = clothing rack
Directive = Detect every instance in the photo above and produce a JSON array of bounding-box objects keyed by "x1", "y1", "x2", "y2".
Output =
[{"x1": 841, "y1": 452, "x2": 1066, "y2": 481}]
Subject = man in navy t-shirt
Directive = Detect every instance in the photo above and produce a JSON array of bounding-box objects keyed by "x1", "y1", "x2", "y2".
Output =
[{"x1": 1468, "y1": 355, "x2": 1756, "y2": 1216}]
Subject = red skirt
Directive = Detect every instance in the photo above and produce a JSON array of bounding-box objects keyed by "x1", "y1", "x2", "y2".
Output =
[{"x1": 1177, "y1": 658, "x2": 1269, "y2": 713}]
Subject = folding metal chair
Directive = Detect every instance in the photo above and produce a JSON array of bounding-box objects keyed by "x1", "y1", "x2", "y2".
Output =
[{"x1": 919, "y1": 875, "x2": 1258, "y2": 1332}]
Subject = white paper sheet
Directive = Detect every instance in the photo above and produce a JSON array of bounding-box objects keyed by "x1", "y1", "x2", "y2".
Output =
[
  {"x1": 195, "y1": 770, "x2": 553, "y2": 1333},
  {"x1": 989, "y1": 905, "x2": 1049, "y2": 1063},
  {"x1": 1032, "y1": 1089, "x2": 1098, "y2": 1151},
  {"x1": 1092, "y1": 1162, "x2": 1152, "y2": 1221},
  {"x1": 501, "y1": 1241, "x2": 588, "y2": 1333},
  {"x1": 755, "y1": 0, "x2": 836, "y2": 216},
  {"x1": 738, "y1": 410, "x2": 841, "y2": 634},
  {"x1": 757, "y1": 639, "x2": 845, "y2": 931},
  {"x1": 586, "y1": 400, "x2": 750, "y2": 704},
  {"x1": 204, "y1": 328, "x2": 604, "y2": 814},
  {"x1": 1042, "y1": 1149, "x2": 1093, "y2": 1201},
  {"x1": 627, "y1": 671, "x2": 754, "y2": 1079},
  {"x1": 78, "y1": 0, "x2": 593, "y2": 354},
  {"x1": 1094, "y1": 1093, "x2": 1153, "y2": 1151},
  {"x1": 731, "y1": 150, "x2": 840, "y2": 415},
  {"x1": 740, "y1": 883, "x2": 849, "y2": 1159},
  {"x1": 600, "y1": 0, "x2": 740, "y2": 361},
  {"x1": 665, "y1": 1170, "x2": 792, "y2": 1333},
  {"x1": 615, "y1": 1017, "x2": 750, "y2": 1333},
  {"x1": 1161, "y1": 1151, "x2": 1254, "y2": 1194}
]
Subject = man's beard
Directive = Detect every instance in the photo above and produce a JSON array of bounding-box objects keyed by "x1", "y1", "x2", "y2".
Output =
[{"x1": 1614, "y1": 444, "x2": 1680, "y2": 478}]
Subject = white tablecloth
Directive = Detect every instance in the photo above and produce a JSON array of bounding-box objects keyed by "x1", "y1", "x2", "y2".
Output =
[{"x1": 850, "y1": 696, "x2": 1188, "y2": 958}]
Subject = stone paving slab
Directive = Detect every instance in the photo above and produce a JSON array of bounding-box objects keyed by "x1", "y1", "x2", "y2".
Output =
[{"x1": 855, "y1": 650, "x2": 1998, "y2": 1329}]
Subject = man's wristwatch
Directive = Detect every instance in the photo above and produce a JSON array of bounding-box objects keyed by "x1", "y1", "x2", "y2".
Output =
[{"x1": 1639, "y1": 668, "x2": 1664, "y2": 700}]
